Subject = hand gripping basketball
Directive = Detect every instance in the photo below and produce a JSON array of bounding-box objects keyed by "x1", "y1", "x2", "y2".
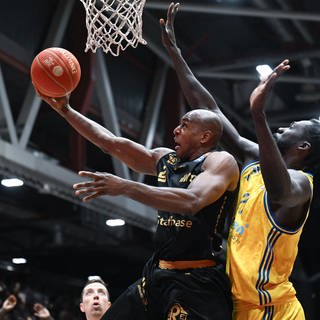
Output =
[{"x1": 30, "y1": 47, "x2": 81, "y2": 97}]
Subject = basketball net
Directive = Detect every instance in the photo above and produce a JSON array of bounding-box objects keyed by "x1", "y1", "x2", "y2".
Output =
[{"x1": 80, "y1": 0, "x2": 147, "y2": 56}]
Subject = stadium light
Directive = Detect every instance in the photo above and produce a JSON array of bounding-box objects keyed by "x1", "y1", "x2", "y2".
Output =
[
  {"x1": 256, "y1": 64, "x2": 273, "y2": 80},
  {"x1": 106, "y1": 219, "x2": 125, "y2": 227},
  {"x1": 1, "y1": 178, "x2": 24, "y2": 187}
]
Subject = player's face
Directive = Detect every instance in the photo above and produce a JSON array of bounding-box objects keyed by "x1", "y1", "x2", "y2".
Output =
[
  {"x1": 273, "y1": 120, "x2": 311, "y2": 154},
  {"x1": 80, "y1": 283, "x2": 111, "y2": 318},
  {"x1": 173, "y1": 113, "x2": 203, "y2": 160}
]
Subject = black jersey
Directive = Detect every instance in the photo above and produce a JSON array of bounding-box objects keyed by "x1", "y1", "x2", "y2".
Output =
[
  {"x1": 154, "y1": 152, "x2": 231, "y2": 261},
  {"x1": 103, "y1": 151, "x2": 234, "y2": 320}
]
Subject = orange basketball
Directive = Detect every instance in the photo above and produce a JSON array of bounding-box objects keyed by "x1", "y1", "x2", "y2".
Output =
[{"x1": 30, "y1": 47, "x2": 81, "y2": 97}]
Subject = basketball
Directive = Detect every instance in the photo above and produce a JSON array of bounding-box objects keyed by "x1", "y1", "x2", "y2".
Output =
[{"x1": 30, "y1": 47, "x2": 81, "y2": 97}]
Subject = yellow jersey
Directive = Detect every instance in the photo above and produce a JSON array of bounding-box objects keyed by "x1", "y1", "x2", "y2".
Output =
[{"x1": 226, "y1": 161, "x2": 313, "y2": 311}]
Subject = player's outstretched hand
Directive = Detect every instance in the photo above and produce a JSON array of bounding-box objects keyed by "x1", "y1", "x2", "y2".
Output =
[
  {"x1": 250, "y1": 59, "x2": 290, "y2": 114},
  {"x1": 73, "y1": 171, "x2": 125, "y2": 202},
  {"x1": 160, "y1": 2, "x2": 180, "y2": 50}
]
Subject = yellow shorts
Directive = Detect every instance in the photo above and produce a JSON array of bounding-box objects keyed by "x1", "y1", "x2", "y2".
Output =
[{"x1": 233, "y1": 299, "x2": 305, "y2": 320}]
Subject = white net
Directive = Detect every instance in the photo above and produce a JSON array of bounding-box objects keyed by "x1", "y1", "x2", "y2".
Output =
[{"x1": 80, "y1": 0, "x2": 147, "y2": 56}]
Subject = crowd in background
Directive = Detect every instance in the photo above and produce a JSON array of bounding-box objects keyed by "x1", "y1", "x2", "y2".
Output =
[{"x1": 0, "y1": 278, "x2": 80, "y2": 320}]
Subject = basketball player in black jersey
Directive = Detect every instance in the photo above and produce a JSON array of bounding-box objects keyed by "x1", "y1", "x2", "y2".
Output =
[{"x1": 37, "y1": 76, "x2": 239, "y2": 318}]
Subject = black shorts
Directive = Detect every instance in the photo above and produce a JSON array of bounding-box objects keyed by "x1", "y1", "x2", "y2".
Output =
[{"x1": 103, "y1": 263, "x2": 232, "y2": 320}]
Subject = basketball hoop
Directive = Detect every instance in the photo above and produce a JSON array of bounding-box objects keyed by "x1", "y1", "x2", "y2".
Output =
[{"x1": 80, "y1": 0, "x2": 147, "y2": 56}]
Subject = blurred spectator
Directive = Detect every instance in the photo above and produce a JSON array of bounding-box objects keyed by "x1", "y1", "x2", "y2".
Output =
[
  {"x1": 0, "y1": 294, "x2": 54, "y2": 320},
  {"x1": 0, "y1": 295, "x2": 17, "y2": 319},
  {"x1": 33, "y1": 303, "x2": 54, "y2": 320}
]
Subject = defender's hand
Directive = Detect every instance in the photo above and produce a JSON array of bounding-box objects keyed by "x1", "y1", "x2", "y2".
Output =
[{"x1": 160, "y1": 2, "x2": 180, "y2": 49}]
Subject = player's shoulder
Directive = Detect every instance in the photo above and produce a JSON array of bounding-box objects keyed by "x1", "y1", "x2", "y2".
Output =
[
  {"x1": 152, "y1": 147, "x2": 174, "y2": 162},
  {"x1": 203, "y1": 151, "x2": 239, "y2": 188},
  {"x1": 206, "y1": 150, "x2": 237, "y2": 163},
  {"x1": 204, "y1": 150, "x2": 239, "y2": 172}
]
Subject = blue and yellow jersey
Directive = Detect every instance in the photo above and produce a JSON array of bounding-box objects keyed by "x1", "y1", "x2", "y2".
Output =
[{"x1": 226, "y1": 161, "x2": 313, "y2": 311}]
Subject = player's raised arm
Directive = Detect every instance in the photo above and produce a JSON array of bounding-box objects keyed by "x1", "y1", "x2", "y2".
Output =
[
  {"x1": 36, "y1": 91, "x2": 171, "y2": 175},
  {"x1": 249, "y1": 60, "x2": 312, "y2": 209},
  {"x1": 160, "y1": 2, "x2": 257, "y2": 165},
  {"x1": 30, "y1": 46, "x2": 171, "y2": 175}
]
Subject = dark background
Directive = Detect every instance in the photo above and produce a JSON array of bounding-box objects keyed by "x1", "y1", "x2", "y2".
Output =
[{"x1": 0, "y1": 0, "x2": 319, "y2": 318}]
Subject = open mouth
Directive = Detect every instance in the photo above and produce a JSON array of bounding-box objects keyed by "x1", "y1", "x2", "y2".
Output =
[{"x1": 174, "y1": 141, "x2": 181, "y2": 149}]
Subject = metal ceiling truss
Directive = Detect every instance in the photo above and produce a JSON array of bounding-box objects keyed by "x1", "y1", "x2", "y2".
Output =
[
  {"x1": 17, "y1": 0, "x2": 76, "y2": 149},
  {"x1": 0, "y1": 65, "x2": 18, "y2": 144},
  {"x1": 196, "y1": 49, "x2": 320, "y2": 73},
  {"x1": 0, "y1": 139, "x2": 157, "y2": 231},
  {"x1": 95, "y1": 50, "x2": 131, "y2": 180},
  {"x1": 145, "y1": 1, "x2": 320, "y2": 22},
  {"x1": 143, "y1": 4, "x2": 320, "y2": 85},
  {"x1": 136, "y1": 58, "x2": 168, "y2": 182}
]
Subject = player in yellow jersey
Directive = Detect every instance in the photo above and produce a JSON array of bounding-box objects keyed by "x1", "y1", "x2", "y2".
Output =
[{"x1": 162, "y1": 3, "x2": 320, "y2": 319}]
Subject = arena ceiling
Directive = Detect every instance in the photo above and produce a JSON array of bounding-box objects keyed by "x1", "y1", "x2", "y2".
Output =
[{"x1": 0, "y1": 0, "x2": 319, "y2": 298}]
